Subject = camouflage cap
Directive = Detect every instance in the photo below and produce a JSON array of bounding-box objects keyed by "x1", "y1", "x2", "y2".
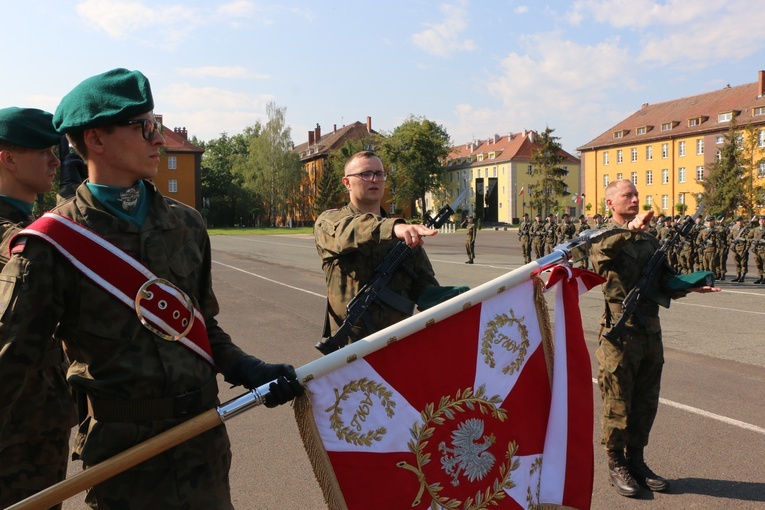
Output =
[
  {"x1": 53, "y1": 68, "x2": 154, "y2": 133},
  {"x1": 0, "y1": 107, "x2": 61, "y2": 149}
]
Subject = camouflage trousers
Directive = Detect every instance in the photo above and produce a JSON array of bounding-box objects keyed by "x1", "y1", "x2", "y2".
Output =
[
  {"x1": 731, "y1": 246, "x2": 749, "y2": 274},
  {"x1": 596, "y1": 328, "x2": 664, "y2": 451},
  {"x1": 520, "y1": 239, "x2": 531, "y2": 264},
  {"x1": 84, "y1": 447, "x2": 234, "y2": 509},
  {"x1": 0, "y1": 427, "x2": 70, "y2": 510},
  {"x1": 532, "y1": 239, "x2": 544, "y2": 259},
  {"x1": 465, "y1": 239, "x2": 475, "y2": 261}
]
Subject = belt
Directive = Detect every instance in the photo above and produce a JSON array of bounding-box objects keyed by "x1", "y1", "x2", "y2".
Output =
[{"x1": 87, "y1": 377, "x2": 218, "y2": 422}]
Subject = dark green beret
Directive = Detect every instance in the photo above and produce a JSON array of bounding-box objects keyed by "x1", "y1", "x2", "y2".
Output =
[
  {"x1": 416, "y1": 285, "x2": 470, "y2": 311},
  {"x1": 666, "y1": 271, "x2": 714, "y2": 291},
  {"x1": 736, "y1": 216, "x2": 743, "y2": 221},
  {"x1": 53, "y1": 68, "x2": 154, "y2": 133},
  {"x1": 578, "y1": 214, "x2": 585, "y2": 219},
  {"x1": 562, "y1": 213, "x2": 570, "y2": 218},
  {"x1": 716, "y1": 215, "x2": 724, "y2": 221},
  {"x1": 705, "y1": 215, "x2": 715, "y2": 221},
  {"x1": 0, "y1": 107, "x2": 60, "y2": 149},
  {"x1": 547, "y1": 213, "x2": 554, "y2": 218}
]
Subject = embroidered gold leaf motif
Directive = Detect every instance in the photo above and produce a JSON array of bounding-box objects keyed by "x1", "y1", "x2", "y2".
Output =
[
  {"x1": 480, "y1": 310, "x2": 530, "y2": 375},
  {"x1": 325, "y1": 377, "x2": 396, "y2": 447},
  {"x1": 396, "y1": 385, "x2": 518, "y2": 509}
]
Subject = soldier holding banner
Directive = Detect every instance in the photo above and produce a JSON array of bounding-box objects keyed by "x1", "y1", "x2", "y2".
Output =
[
  {"x1": 0, "y1": 108, "x2": 77, "y2": 509},
  {"x1": 587, "y1": 179, "x2": 719, "y2": 498},
  {"x1": 0, "y1": 69, "x2": 302, "y2": 509}
]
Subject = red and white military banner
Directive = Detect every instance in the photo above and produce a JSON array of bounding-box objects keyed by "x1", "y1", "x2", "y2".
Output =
[{"x1": 295, "y1": 270, "x2": 599, "y2": 510}]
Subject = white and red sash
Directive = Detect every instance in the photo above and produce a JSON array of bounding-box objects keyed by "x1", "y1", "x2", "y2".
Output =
[{"x1": 11, "y1": 213, "x2": 215, "y2": 367}]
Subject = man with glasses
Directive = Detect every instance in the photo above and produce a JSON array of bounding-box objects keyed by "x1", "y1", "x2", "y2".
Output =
[
  {"x1": 315, "y1": 150, "x2": 442, "y2": 344},
  {"x1": 0, "y1": 68, "x2": 302, "y2": 509}
]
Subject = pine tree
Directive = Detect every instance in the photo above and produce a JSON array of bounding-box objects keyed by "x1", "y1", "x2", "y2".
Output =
[{"x1": 530, "y1": 126, "x2": 570, "y2": 216}]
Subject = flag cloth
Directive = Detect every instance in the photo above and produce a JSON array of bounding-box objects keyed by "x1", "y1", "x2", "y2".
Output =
[
  {"x1": 295, "y1": 274, "x2": 597, "y2": 509},
  {"x1": 519, "y1": 186, "x2": 525, "y2": 196},
  {"x1": 571, "y1": 193, "x2": 578, "y2": 203}
]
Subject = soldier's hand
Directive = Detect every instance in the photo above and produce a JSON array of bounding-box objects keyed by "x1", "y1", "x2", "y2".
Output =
[
  {"x1": 394, "y1": 223, "x2": 437, "y2": 247},
  {"x1": 627, "y1": 211, "x2": 654, "y2": 232},
  {"x1": 225, "y1": 356, "x2": 304, "y2": 406}
]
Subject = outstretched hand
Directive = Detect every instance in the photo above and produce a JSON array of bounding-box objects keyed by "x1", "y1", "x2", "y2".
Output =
[
  {"x1": 394, "y1": 223, "x2": 437, "y2": 247},
  {"x1": 627, "y1": 210, "x2": 654, "y2": 232}
]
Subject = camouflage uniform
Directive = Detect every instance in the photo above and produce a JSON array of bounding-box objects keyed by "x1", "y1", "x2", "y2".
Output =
[
  {"x1": 314, "y1": 203, "x2": 439, "y2": 343},
  {"x1": 530, "y1": 217, "x2": 546, "y2": 259},
  {"x1": 576, "y1": 218, "x2": 591, "y2": 269},
  {"x1": 518, "y1": 217, "x2": 532, "y2": 264},
  {"x1": 557, "y1": 218, "x2": 576, "y2": 243},
  {"x1": 463, "y1": 219, "x2": 477, "y2": 263},
  {"x1": 588, "y1": 224, "x2": 688, "y2": 452},
  {"x1": 0, "y1": 199, "x2": 77, "y2": 510},
  {"x1": 751, "y1": 222, "x2": 765, "y2": 283},
  {"x1": 0, "y1": 182, "x2": 249, "y2": 509},
  {"x1": 543, "y1": 218, "x2": 558, "y2": 255},
  {"x1": 728, "y1": 222, "x2": 750, "y2": 281},
  {"x1": 697, "y1": 223, "x2": 720, "y2": 275},
  {"x1": 717, "y1": 221, "x2": 730, "y2": 280}
]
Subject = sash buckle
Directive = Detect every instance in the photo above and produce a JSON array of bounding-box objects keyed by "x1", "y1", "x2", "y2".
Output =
[{"x1": 135, "y1": 278, "x2": 195, "y2": 341}]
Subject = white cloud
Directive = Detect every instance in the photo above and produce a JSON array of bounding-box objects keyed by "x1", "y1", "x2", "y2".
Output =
[
  {"x1": 176, "y1": 66, "x2": 270, "y2": 80},
  {"x1": 216, "y1": 0, "x2": 256, "y2": 17},
  {"x1": 411, "y1": 1, "x2": 477, "y2": 58},
  {"x1": 515, "y1": 6, "x2": 529, "y2": 14}
]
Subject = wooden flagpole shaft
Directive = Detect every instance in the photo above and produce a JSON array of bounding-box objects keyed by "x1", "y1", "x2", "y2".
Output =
[{"x1": 11, "y1": 248, "x2": 576, "y2": 510}]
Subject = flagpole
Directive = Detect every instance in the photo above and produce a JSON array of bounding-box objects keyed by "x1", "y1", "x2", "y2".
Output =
[{"x1": 10, "y1": 242, "x2": 588, "y2": 510}]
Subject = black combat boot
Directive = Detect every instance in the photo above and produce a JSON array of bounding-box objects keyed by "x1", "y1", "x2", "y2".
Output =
[
  {"x1": 731, "y1": 273, "x2": 741, "y2": 282},
  {"x1": 626, "y1": 447, "x2": 670, "y2": 492},
  {"x1": 754, "y1": 276, "x2": 763, "y2": 284},
  {"x1": 606, "y1": 450, "x2": 640, "y2": 497}
]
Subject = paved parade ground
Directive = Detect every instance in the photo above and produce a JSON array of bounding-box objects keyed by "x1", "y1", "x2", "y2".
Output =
[{"x1": 60, "y1": 228, "x2": 765, "y2": 510}]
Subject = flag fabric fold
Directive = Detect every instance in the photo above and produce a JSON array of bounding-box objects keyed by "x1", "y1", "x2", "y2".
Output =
[{"x1": 296, "y1": 267, "x2": 600, "y2": 509}]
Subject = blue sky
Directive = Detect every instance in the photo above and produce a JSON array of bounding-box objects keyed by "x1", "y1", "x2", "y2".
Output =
[{"x1": 4, "y1": 1, "x2": 764, "y2": 153}]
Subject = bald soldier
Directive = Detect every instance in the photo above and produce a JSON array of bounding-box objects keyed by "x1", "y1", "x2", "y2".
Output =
[{"x1": 0, "y1": 108, "x2": 77, "y2": 509}]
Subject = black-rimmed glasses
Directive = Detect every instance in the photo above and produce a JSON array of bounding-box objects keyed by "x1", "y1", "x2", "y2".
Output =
[
  {"x1": 346, "y1": 171, "x2": 388, "y2": 182},
  {"x1": 116, "y1": 119, "x2": 162, "y2": 140}
]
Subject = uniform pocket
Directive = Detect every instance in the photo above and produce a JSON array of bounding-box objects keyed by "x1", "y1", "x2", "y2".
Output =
[{"x1": 0, "y1": 274, "x2": 20, "y2": 322}]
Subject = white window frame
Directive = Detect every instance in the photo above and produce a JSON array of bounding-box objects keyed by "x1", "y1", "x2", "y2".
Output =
[
  {"x1": 603, "y1": 152, "x2": 609, "y2": 165},
  {"x1": 696, "y1": 166, "x2": 704, "y2": 181},
  {"x1": 718, "y1": 112, "x2": 732, "y2": 123},
  {"x1": 678, "y1": 167, "x2": 686, "y2": 183},
  {"x1": 678, "y1": 141, "x2": 686, "y2": 157},
  {"x1": 646, "y1": 170, "x2": 653, "y2": 185},
  {"x1": 662, "y1": 169, "x2": 669, "y2": 184},
  {"x1": 696, "y1": 139, "x2": 704, "y2": 154},
  {"x1": 646, "y1": 145, "x2": 653, "y2": 160},
  {"x1": 168, "y1": 179, "x2": 178, "y2": 193},
  {"x1": 631, "y1": 172, "x2": 638, "y2": 185},
  {"x1": 617, "y1": 149, "x2": 623, "y2": 164},
  {"x1": 661, "y1": 143, "x2": 669, "y2": 159},
  {"x1": 603, "y1": 174, "x2": 609, "y2": 188},
  {"x1": 631, "y1": 148, "x2": 638, "y2": 162},
  {"x1": 661, "y1": 195, "x2": 668, "y2": 210},
  {"x1": 168, "y1": 156, "x2": 177, "y2": 170}
]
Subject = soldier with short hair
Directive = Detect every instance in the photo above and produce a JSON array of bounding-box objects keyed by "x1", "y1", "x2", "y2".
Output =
[
  {"x1": 518, "y1": 212, "x2": 532, "y2": 263},
  {"x1": 530, "y1": 213, "x2": 545, "y2": 259},
  {"x1": 729, "y1": 216, "x2": 750, "y2": 282},
  {"x1": 543, "y1": 213, "x2": 558, "y2": 255},
  {"x1": 557, "y1": 212, "x2": 576, "y2": 242},
  {"x1": 0, "y1": 107, "x2": 77, "y2": 510},
  {"x1": 697, "y1": 216, "x2": 720, "y2": 275}
]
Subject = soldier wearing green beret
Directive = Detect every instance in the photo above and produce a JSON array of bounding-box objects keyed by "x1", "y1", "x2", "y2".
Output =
[
  {"x1": 518, "y1": 212, "x2": 532, "y2": 264},
  {"x1": 557, "y1": 212, "x2": 576, "y2": 243},
  {"x1": 543, "y1": 213, "x2": 557, "y2": 255},
  {"x1": 751, "y1": 216, "x2": 765, "y2": 283},
  {"x1": 530, "y1": 212, "x2": 545, "y2": 259},
  {"x1": 0, "y1": 107, "x2": 77, "y2": 509},
  {"x1": 586, "y1": 180, "x2": 719, "y2": 498},
  {"x1": 729, "y1": 216, "x2": 750, "y2": 282},
  {"x1": 697, "y1": 215, "x2": 720, "y2": 277},
  {"x1": 0, "y1": 69, "x2": 303, "y2": 509}
]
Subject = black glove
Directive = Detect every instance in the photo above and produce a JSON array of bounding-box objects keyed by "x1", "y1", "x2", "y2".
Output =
[
  {"x1": 225, "y1": 356, "x2": 304, "y2": 408},
  {"x1": 60, "y1": 153, "x2": 87, "y2": 187}
]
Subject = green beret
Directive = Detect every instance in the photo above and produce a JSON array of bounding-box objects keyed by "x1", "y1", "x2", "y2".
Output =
[
  {"x1": 666, "y1": 271, "x2": 714, "y2": 291},
  {"x1": 716, "y1": 215, "x2": 724, "y2": 221},
  {"x1": 578, "y1": 214, "x2": 585, "y2": 219},
  {"x1": 0, "y1": 107, "x2": 60, "y2": 149},
  {"x1": 562, "y1": 213, "x2": 570, "y2": 218},
  {"x1": 53, "y1": 68, "x2": 154, "y2": 133},
  {"x1": 736, "y1": 216, "x2": 743, "y2": 221},
  {"x1": 416, "y1": 285, "x2": 470, "y2": 311},
  {"x1": 705, "y1": 215, "x2": 715, "y2": 221}
]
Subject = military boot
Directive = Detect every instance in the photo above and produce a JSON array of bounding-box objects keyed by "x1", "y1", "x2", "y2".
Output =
[
  {"x1": 732, "y1": 273, "x2": 741, "y2": 282},
  {"x1": 626, "y1": 447, "x2": 670, "y2": 492},
  {"x1": 754, "y1": 276, "x2": 763, "y2": 284},
  {"x1": 606, "y1": 450, "x2": 640, "y2": 497}
]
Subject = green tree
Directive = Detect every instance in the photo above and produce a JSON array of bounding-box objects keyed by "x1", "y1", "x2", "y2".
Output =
[
  {"x1": 700, "y1": 118, "x2": 744, "y2": 217},
  {"x1": 235, "y1": 102, "x2": 303, "y2": 226},
  {"x1": 738, "y1": 124, "x2": 765, "y2": 218},
  {"x1": 377, "y1": 115, "x2": 451, "y2": 216},
  {"x1": 530, "y1": 127, "x2": 570, "y2": 216},
  {"x1": 315, "y1": 139, "x2": 372, "y2": 214}
]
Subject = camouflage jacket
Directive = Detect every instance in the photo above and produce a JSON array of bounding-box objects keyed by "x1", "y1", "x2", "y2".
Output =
[
  {"x1": 0, "y1": 181, "x2": 247, "y2": 469},
  {"x1": 518, "y1": 219, "x2": 532, "y2": 240},
  {"x1": 0, "y1": 199, "x2": 76, "y2": 446},
  {"x1": 697, "y1": 226, "x2": 720, "y2": 250},
  {"x1": 557, "y1": 221, "x2": 576, "y2": 241},
  {"x1": 530, "y1": 220, "x2": 546, "y2": 239},
  {"x1": 751, "y1": 226, "x2": 765, "y2": 252},
  {"x1": 314, "y1": 203, "x2": 439, "y2": 342},
  {"x1": 576, "y1": 221, "x2": 590, "y2": 235},
  {"x1": 464, "y1": 222, "x2": 477, "y2": 243},
  {"x1": 588, "y1": 222, "x2": 687, "y2": 334}
]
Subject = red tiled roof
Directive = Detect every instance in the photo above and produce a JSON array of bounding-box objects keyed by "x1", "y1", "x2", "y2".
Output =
[
  {"x1": 446, "y1": 131, "x2": 579, "y2": 168},
  {"x1": 163, "y1": 125, "x2": 204, "y2": 153},
  {"x1": 578, "y1": 78, "x2": 765, "y2": 151},
  {"x1": 294, "y1": 121, "x2": 378, "y2": 160}
]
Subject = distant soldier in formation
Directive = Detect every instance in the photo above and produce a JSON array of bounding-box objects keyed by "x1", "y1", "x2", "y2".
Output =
[
  {"x1": 729, "y1": 216, "x2": 750, "y2": 282},
  {"x1": 543, "y1": 213, "x2": 558, "y2": 255},
  {"x1": 690, "y1": 215, "x2": 705, "y2": 272},
  {"x1": 462, "y1": 216, "x2": 477, "y2": 264},
  {"x1": 750, "y1": 216, "x2": 765, "y2": 284},
  {"x1": 678, "y1": 222, "x2": 696, "y2": 275},
  {"x1": 531, "y1": 213, "x2": 546, "y2": 259},
  {"x1": 716, "y1": 215, "x2": 729, "y2": 280},
  {"x1": 697, "y1": 216, "x2": 720, "y2": 276},
  {"x1": 576, "y1": 214, "x2": 591, "y2": 269},
  {"x1": 557, "y1": 212, "x2": 576, "y2": 242},
  {"x1": 518, "y1": 212, "x2": 532, "y2": 263},
  {"x1": 593, "y1": 213, "x2": 605, "y2": 229}
]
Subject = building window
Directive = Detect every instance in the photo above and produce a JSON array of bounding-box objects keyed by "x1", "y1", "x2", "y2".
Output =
[
  {"x1": 637, "y1": 126, "x2": 646, "y2": 135},
  {"x1": 646, "y1": 145, "x2": 653, "y2": 160},
  {"x1": 661, "y1": 122, "x2": 674, "y2": 132},
  {"x1": 678, "y1": 167, "x2": 686, "y2": 183},
  {"x1": 696, "y1": 139, "x2": 704, "y2": 154},
  {"x1": 662, "y1": 168, "x2": 669, "y2": 184},
  {"x1": 646, "y1": 195, "x2": 653, "y2": 207},
  {"x1": 754, "y1": 106, "x2": 765, "y2": 116},
  {"x1": 716, "y1": 150, "x2": 721, "y2": 161},
  {"x1": 631, "y1": 172, "x2": 638, "y2": 185},
  {"x1": 631, "y1": 148, "x2": 638, "y2": 162},
  {"x1": 758, "y1": 162, "x2": 765, "y2": 178},
  {"x1": 617, "y1": 149, "x2": 623, "y2": 164},
  {"x1": 603, "y1": 174, "x2": 609, "y2": 188},
  {"x1": 688, "y1": 118, "x2": 699, "y2": 127},
  {"x1": 527, "y1": 164, "x2": 533, "y2": 175},
  {"x1": 716, "y1": 135, "x2": 724, "y2": 144},
  {"x1": 718, "y1": 112, "x2": 733, "y2": 123},
  {"x1": 661, "y1": 143, "x2": 669, "y2": 158},
  {"x1": 493, "y1": 167, "x2": 497, "y2": 177},
  {"x1": 617, "y1": 173, "x2": 623, "y2": 180},
  {"x1": 168, "y1": 156, "x2": 177, "y2": 170},
  {"x1": 678, "y1": 141, "x2": 686, "y2": 157},
  {"x1": 759, "y1": 130, "x2": 765, "y2": 148},
  {"x1": 613, "y1": 131, "x2": 624, "y2": 139},
  {"x1": 168, "y1": 179, "x2": 178, "y2": 193},
  {"x1": 661, "y1": 195, "x2": 668, "y2": 210},
  {"x1": 603, "y1": 152, "x2": 610, "y2": 165},
  {"x1": 735, "y1": 133, "x2": 744, "y2": 149},
  {"x1": 696, "y1": 166, "x2": 704, "y2": 181},
  {"x1": 646, "y1": 170, "x2": 653, "y2": 185}
]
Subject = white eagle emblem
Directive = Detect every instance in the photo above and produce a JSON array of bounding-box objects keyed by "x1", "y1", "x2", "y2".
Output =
[{"x1": 438, "y1": 418, "x2": 496, "y2": 486}]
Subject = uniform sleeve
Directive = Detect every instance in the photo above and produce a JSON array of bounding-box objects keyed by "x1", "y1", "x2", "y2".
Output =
[
  {"x1": 314, "y1": 209, "x2": 403, "y2": 262},
  {"x1": 0, "y1": 240, "x2": 67, "y2": 433}
]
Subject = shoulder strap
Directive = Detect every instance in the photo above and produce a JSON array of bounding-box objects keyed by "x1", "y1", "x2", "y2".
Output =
[{"x1": 12, "y1": 213, "x2": 216, "y2": 367}]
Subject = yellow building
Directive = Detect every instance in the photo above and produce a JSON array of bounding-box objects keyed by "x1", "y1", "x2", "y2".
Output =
[
  {"x1": 578, "y1": 71, "x2": 765, "y2": 217},
  {"x1": 442, "y1": 130, "x2": 581, "y2": 224},
  {"x1": 153, "y1": 114, "x2": 203, "y2": 210}
]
